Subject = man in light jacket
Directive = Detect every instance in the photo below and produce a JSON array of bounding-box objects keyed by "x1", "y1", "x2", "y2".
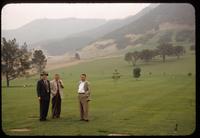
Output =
[{"x1": 50, "y1": 74, "x2": 64, "y2": 118}]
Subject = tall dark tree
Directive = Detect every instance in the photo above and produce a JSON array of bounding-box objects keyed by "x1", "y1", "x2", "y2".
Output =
[
  {"x1": 156, "y1": 42, "x2": 174, "y2": 62},
  {"x1": 173, "y1": 46, "x2": 185, "y2": 59},
  {"x1": 32, "y1": 50, "x2": 47, "y2": 74},
  {"x1": 1, "y1": 38, "x2": 32, "y2": 87}
]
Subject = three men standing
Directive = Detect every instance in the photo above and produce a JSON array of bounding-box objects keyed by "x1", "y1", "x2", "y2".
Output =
[
  {"x1": 37, "y1": 71, "x2": 51, "y2": 121},
  {"x1": 37, "y1": 72, "x2": 91, "y2": 122},
  {"x1": 78, "y1": 74, "x2": 91, "y2": 122},
  {"x1": 50, "y1": 74, "x2": 64, "y2": 118}
]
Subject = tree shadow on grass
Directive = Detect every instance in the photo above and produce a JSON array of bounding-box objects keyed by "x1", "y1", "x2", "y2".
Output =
[{"x1": 132, "y1": 79, "x2": 143, "y2": 81}]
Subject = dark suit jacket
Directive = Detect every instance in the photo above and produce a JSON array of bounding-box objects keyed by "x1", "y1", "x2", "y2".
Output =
[{"x1": 37, "y1": 79, "x2": 51, "y2": 101}]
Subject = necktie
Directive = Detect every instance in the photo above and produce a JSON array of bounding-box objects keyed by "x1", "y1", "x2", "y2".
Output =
[
  {"x1": 57, "y1": 81, "x2": 60, "y2": 93},
  {"x1": 44, "y1": 80, "x2": 49, "y2": 93}
]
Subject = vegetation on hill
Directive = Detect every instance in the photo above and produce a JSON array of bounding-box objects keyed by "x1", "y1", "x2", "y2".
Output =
[
  {"x1": 124, "y1": 42, "x2": 185, "y2": 66},
  {"x1": 100, "y1": 4, "x2": 195, "y2": 49}
]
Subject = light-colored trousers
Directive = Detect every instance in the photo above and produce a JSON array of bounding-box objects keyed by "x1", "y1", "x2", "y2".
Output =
[{"x1": 78, "y1": 94, "x2": 89, "y2": 120}]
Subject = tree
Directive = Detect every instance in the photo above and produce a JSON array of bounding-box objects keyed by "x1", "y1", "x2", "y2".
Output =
[
  {"x1": 133, "y1": 67, "x2": 141, "y2": 80},
  {"x1": 132, "y1": 51, "x2": 141, "y2": 66},
  {"x1": 152, "y1": 49, "x2": 159, "y2": 58},
  {"x1": 156, "y1": 42, "x2": 174, "y2": 62},
  {"x1": 124, "y1": 51, "x2": 140, "y2": 66},
  {"x1": 173, "y1": 46, "x2": 185, "y2": 59},
  {"x1": 140, "y1": 49, "x2": 154, "y2": 62},
  {"x1": 124, "y1": 52, "x2": 133, "y2": 65},
  {"x1": 1, "y1": 38, "x2": 32, "y2": 87},
  {"x1": 32, "y1": 50, "x2": 47, "y2": 74},
  {"x1": 75, "y1": 52, "x2": 80, "y2": 60}
]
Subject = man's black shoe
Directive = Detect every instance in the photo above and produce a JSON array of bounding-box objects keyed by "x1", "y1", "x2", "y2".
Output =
[{"x1": 39, "y1": 118, "x2": 46, "y2": 121}]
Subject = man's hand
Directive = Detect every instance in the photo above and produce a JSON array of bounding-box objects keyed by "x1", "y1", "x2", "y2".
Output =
[
  {"x1": 38, "y1": 97, "x2": 41, "y2": 100},
  {"x1": 59, "y1": 81, "x2": 64, "y2": 88}
]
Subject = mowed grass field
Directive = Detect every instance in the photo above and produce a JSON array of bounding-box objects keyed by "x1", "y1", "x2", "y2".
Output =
[{"x1": 2, "y1": 53, "x2": 195, "y2": 136}]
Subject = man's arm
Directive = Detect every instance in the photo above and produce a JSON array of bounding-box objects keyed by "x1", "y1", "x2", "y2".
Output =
[
  {"x1": 59, "y1": 80, "x2": 64, "y2": 88},
  {"x1": 50, "y1": 81, "x2": 56, "y2": 95},
  {"x1": 48, "y1": 80, "x2": 51, "y2": 94},
  {"x1": 85, "y1": 81, "x2": 91, "y2": 96},
  {"x1": 37, "y1": 80, "x2": 41, "y2": 100}
]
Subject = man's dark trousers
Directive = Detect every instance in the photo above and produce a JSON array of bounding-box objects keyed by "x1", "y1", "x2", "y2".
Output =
[{"x1": 40, "y1": 98, "x2": 50, "y2": 120}]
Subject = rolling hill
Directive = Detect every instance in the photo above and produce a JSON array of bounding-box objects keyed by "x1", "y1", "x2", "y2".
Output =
[
  {"x1": 30, "y1": 4, "x2": 158, "y2": 56},
  {"x1": 2, "y1": 18, "x2": 107, "y2": 45}
]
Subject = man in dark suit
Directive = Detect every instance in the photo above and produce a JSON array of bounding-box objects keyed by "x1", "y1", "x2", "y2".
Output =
[{"x1": 37, "y1": 71, "x2": 51, "y2": 121}]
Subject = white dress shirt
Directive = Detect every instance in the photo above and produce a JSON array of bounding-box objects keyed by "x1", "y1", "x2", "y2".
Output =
[{"x1": 78, "y1": 81, "x2": 85, "y2": 93}]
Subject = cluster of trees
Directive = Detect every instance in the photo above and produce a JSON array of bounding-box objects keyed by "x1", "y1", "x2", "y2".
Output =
[
  {"x1": 1, "y1": 38, "x2": 47, "y2": 87},
  {"x1": 125, "y1": 42, "x2": 186, "y2": 66}
]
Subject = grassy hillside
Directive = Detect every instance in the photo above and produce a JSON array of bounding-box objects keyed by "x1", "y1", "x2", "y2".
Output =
[
  {"x1": 2, "y1": 52, "x2": 195, "y2": 135},
  {"x1": 104, "y1": 4, "x2": 194, "y2": 40},
  {"x1": 128, "y1": 27, "x2": 195, "y2": 50},
  {"x1": 91, "y1": 3, "x2": 195, "y2": 51},
  {"x1": 78, "y1": 4, "x2": 195, "y2": 59}
]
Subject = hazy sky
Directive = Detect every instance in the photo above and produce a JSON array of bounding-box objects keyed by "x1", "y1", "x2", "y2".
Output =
[{"x1": 2, "y1": 3, "x2": 150, "y2": 30}]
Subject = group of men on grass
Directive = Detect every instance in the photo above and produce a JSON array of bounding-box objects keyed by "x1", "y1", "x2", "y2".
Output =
[{"x1": 37, "y1": 71, "x2": 90, "y2": 122}]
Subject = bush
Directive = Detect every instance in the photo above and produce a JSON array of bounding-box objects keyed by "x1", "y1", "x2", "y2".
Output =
[
  {"x1": 188, "y1": 72, "x2": 192, "y2": 76},
  {"x1": 112, "y1": 69, "x2": 121, "y2": 80},
  {"x1": 133, "y1": 67, "x2": 141, "y2": 79}
]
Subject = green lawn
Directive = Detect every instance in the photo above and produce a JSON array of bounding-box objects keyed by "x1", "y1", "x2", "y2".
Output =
[{"x1": 2, "y1": 53, "x2": 195, "y2": 136}]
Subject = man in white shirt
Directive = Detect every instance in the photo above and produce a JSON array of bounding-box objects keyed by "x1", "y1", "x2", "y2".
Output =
[{"x1": 78, "y1": 73, "x2": 91, "y2": 122}]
